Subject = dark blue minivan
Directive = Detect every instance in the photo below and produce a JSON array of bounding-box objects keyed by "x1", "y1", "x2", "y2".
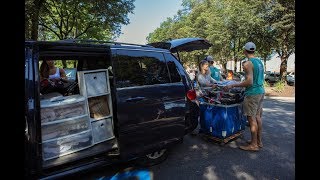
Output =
[{"x1": 24, "y1": 38, "x2": 211, "y2": 179}]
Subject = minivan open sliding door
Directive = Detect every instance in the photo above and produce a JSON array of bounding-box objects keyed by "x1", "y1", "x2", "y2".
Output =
[
  {"x1": 25, "y1": 43, "x2": 42, "y2": 179},
  {"x1": 26, "y1": 42, "x2": 120, "y2": 179}
]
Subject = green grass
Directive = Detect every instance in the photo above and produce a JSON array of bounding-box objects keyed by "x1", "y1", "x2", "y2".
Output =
[
  {"x1": 264, "y1": 81, "x2": 270, "y2": 87},
  {"x1": 274, "y1": 80, "x2": 285, "y2": 93}
]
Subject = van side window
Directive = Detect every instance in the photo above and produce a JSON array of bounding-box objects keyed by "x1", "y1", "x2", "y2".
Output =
[
  {"x1": 164, "y1": 53, "x2": 182, "y2": 83},
  {"x1": 115, "y1": 50, "x2": 170, "y2": 88},
  {"x1": 82, "y1": 56, "x2": 109, "y2": 70}
]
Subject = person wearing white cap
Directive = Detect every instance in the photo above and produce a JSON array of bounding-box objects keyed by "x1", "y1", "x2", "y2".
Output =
[
  {"x1": 224, "y1": 41, "x2": 265, "y2": 152},
  {"x1": 205, "y1": 55, "x2": 224, "y2": 81}
]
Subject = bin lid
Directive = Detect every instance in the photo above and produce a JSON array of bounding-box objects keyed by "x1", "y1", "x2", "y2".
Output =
[{"x1": 41, "y1": 94, "x2": 85, "y2": 108}]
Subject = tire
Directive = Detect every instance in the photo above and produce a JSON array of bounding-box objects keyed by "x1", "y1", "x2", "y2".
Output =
[{"x1": 136, "y1": 148, "x2": 169, "y2": 167}]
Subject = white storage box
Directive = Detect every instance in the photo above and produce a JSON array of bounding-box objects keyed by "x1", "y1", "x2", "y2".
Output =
[
  {"x1": 92, "y1": 119, "x2": 114, "y2": 144},
  {"x1": 41, "y1": 115, "x2": 90, "y2": 141},
  {"x1": 40, "y1": 95, "x2": 87, "y2": 123},
  {"x1": 42, "y1": 130, "x2": 93, "y2": 161},
  {"x1": 84, "y1": 71, "x2": 108, "y2": 96}
]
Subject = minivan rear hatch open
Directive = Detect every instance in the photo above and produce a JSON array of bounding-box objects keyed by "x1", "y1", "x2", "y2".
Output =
[{"x1": 148, "y1": 37, "x2": 212, "y2": 61}]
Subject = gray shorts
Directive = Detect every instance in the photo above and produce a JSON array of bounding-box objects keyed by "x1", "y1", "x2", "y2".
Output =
[{"x1": 243, "y1": 94, "x2": 264, "y2": 117}]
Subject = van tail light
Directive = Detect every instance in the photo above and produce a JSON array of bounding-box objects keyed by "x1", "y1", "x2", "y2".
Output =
[{"x1": 187, "y1": 89, "x2": 196, "y2": 101}]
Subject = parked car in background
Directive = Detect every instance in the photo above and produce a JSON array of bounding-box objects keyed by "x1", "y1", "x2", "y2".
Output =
[
  {"x1": 286, "y1": 72, "x2": 295, "y2": 86},
  {"x1": 264, "y1": 71, "x2": 271, "y2": 79},
  {"x1": 264, "y1": 72, "x2": 280, "y2": 83}
]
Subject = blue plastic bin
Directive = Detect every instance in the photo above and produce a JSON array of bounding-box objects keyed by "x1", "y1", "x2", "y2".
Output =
[{"x1": 199, "y1": 102, "x2": 246, "y2": 139}]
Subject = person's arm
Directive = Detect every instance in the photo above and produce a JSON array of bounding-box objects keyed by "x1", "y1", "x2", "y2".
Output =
[
  {"x1": 197, "y1": 74, "x2": 206, "y2": 87},
  {"x1": 219, "y1": 73, "x2": 224, "y2": 81},
  {"x1": 210, "y1": 76, "x2": 218, "y2": 89},
  {"x1": 59, "y1": 68, "x2": 68, "y2": 82},
  {"x1": 224, "y1": 61, "x2": 253, "y2": 90},
  {"x1": 209, "y1": 76, "x2": 218, "y2": 84}
]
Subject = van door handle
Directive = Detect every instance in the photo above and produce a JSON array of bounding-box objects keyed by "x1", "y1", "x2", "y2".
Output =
[{"x1": 126, "y1": 97, "x2": 145, "y2": 102}]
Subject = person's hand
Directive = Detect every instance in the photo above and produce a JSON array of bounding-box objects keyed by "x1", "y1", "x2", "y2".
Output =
[
  {"x1": 223, "y1": 84, "x2": 233, "y2": 91},
  {"x1": 212, "y1": 84, "x2": 217, "y2": 89}
]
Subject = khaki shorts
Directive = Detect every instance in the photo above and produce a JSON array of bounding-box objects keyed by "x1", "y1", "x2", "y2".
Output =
[{"x1": 243, "y1": 94, "x2": 264, "y2": 117}]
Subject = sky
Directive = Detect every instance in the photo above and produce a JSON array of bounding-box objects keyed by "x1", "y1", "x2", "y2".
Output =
[{"x1": 115, "y1": 0, "x2": 183, "y2": 45}]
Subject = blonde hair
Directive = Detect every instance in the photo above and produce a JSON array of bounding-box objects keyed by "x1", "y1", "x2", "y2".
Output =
[{"x1": 199, "y1": 60, "x2": 210, "y2": 75}]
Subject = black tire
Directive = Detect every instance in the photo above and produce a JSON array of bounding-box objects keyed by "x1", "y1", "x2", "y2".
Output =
[{"x1": 136, "y1": 149, "x2": 169, "y2": 167}]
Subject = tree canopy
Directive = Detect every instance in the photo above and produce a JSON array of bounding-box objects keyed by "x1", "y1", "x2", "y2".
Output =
[
  {"x1": 147, "y1": 0, "x2": 295, "y2": 77},
  {"x1": 25, "y1": 0, "x2": 135, "y2": 41}
]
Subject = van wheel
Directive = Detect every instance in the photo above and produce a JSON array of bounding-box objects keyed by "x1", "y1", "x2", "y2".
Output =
[{"x1": 137, "y1": 149, "x2": 169, "y2": 167}]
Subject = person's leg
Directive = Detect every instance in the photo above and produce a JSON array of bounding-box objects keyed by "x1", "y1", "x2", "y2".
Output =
[
  {"x1": 240, "y1": 95, "x2": 260, "y2": 151},
  {"x1": 247, "y1": 115, "x2": 258, "y2": 147},
  {"x1": 255, "y1": 94, "x2": 264, "y2": 147}
]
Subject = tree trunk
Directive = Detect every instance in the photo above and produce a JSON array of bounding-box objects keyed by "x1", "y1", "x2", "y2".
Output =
[
  {"x1": 234, "y1": 58, "x2": 237, "y2": 72},
  {"x1": 233, "y1": 44, "x2": 237, "y2": 73},
  {"x1": 280, "y1": 56, "x2": 288, "y2": 81},
  {"x1": 31, "y1": 8, "x2": 39, "y2": 40},
  {"x1": 30, "y1": 0, "x2": 44, "y2": 40},
  {"x1": 62, "y1": 60, "x2": 67, "y2": 68},
  {"x1": 223, "y1": 62, "x2": 227, "y2": 74},
  {"x1": 263, "y1": 55, "x2": 267, "y2": 72}
]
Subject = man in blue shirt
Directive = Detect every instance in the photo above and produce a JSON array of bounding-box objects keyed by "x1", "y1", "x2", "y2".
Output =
[
  {"x1": 224, "y1": 42, "x2": 265, "y2": 152},
  {"x1": 206, "y1": 55, "x2": 223, "y2": 81}
]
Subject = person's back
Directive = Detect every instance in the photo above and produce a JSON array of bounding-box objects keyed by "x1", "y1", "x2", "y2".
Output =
[
  {"x1": 245, "y1": 58, "x2": 265, "y2": 95},
  {"x1": 206, "y1": 55, "x2": 222, "y2": 81},
  {"x1": 209, "y1": 66, "x2": 220, "y2": 81}
]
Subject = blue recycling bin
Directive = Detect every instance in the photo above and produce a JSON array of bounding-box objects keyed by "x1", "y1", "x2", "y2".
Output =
[{"x1": 199, "y1": 102, "x2": 246, "y2": 139}]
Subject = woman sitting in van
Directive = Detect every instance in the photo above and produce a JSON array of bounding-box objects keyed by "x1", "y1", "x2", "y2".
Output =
[
  {"x1": 39, "y1": 60, "x2": 68, "y2": 94},
  {"x1": 197, "y1": 60, "x2": 217, "y2": 89}
]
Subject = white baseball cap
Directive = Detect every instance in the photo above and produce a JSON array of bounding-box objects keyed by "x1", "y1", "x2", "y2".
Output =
[{"x1": 244, "y1": 42, "x2": 256, "y2": 51}]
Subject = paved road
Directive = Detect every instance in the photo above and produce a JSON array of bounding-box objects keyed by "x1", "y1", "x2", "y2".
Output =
[{"x1": 80, "y1": 97, "x2": 295, "y2": 180}]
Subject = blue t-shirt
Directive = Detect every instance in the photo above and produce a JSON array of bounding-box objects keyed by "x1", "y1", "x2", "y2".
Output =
[
  {"x1": 245, "y1": 58, "x2": 265, "y2": 95},
  {"x1": 209, "y1": 66, "x2": 221, "y2": 81}
]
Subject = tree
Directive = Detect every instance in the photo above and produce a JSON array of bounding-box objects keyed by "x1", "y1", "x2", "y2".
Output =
[
  {"x1": 25, "y1": 0, "x2": 46, "y2": 40},
  {"x1": 25, "y1": 0, "x2": 135, "y2": 41},
  {"x1": 147, "y1": 0, "x2": 294, "y2": 77},
  {"x1": 266, "y1": 0, "x2": 295, "y2": 80}
]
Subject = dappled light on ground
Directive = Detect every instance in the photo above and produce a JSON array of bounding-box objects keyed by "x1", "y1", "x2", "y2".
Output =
[
  {"x1": 78, "y1": 98, "x2": 295, "y2": 179},
  {"x1": 203, "y1": 166, "x2": 219, "y2": 180}
]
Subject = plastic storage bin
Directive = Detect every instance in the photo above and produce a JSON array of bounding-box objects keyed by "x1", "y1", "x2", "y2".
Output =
[
  {"x1": 199, "y1": 103, "x2": 246, "y2": 139},
  {"x1": 41, "y1": 115, "x2": 90, "y2": 141},
  {"x1": 42, "y1": 130, "x2": 93, "y2": 160},
  {"x1": 40, "y1": 95, "x2": 87, "y2": 123}
]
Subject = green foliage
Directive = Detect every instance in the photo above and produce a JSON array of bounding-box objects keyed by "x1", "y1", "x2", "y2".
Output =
[
  {"x1": 146, "y1": 0, "x2": 294, "y2": 75},
  {"x1": 39, "y1": 60, "x2": 78, "y2": 69},
  {"x1": 26, "y1": 0, "x2": 135, "y2": 41},
  {"x1": 274, "y1": 80, "x2": 285, "y2": 93},
  {"x1": 264, "y1": 81, "x2": 270, "y2": 88}
]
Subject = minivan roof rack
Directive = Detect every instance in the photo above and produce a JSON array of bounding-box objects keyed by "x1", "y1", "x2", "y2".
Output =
[{"x1": 56, "y1": 39, "x2": 154, "y2": 48}]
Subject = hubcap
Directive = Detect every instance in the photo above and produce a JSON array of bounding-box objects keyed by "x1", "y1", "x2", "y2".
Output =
[{"x1": 146, "y1": 149, "x2": 166, "y2": 159}]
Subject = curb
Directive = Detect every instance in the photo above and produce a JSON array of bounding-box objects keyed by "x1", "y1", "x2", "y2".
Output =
[{"x1": 264, "y1": 96, "x2": 295, "y2": 100}]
